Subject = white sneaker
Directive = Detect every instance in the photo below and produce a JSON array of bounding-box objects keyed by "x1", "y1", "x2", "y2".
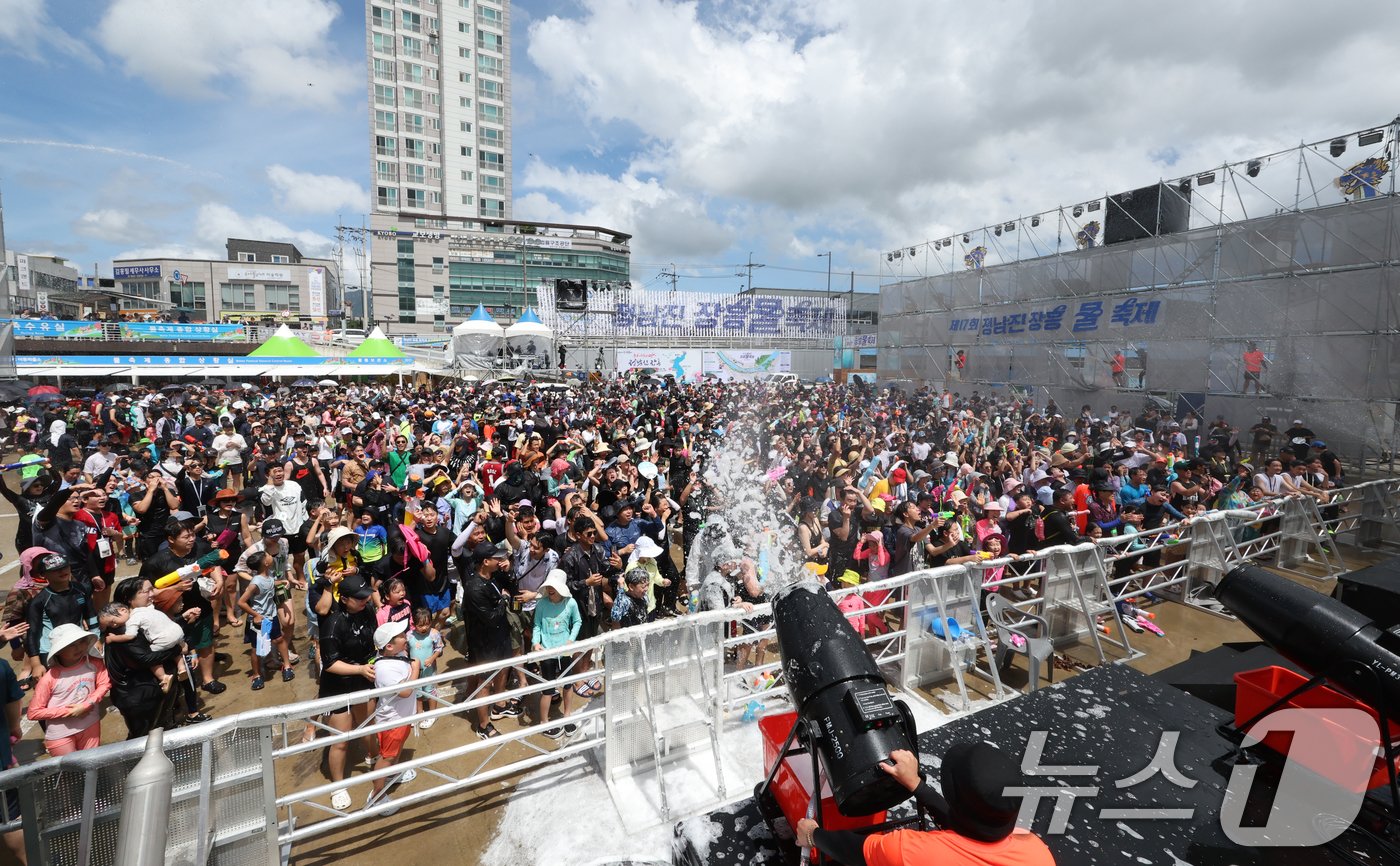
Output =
[
  {"x1": 365, "y1": 792, "x2": 399, "y2": 815},
  {"x1": 419, "y1": 716, "x2": 436, "y2": 730},
  {"x1": 330, "y1": 788, "x2": 352, "y2": 811},
  {"x1": 397, "y1": 768, "x2": 417, "y2": 785}
]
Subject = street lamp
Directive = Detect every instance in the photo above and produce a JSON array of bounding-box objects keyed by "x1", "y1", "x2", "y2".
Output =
[{"x1": 817, "y1": 251, "x2": 832, "y2": 299}]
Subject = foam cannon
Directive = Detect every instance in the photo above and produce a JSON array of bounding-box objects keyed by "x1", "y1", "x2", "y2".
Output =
[{"x1": 755, "y1": 585, "x2": 922, "y2": 852}]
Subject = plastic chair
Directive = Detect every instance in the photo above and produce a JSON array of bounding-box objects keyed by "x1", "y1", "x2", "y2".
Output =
[{"x1": 985, "y1": 592, "x2": 1055, "y2": 691}]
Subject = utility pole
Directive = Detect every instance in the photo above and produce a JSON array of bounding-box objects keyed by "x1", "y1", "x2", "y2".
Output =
[
  {"x1": 742, "y1": 251, "x2": 765, "y2": 293},
  {"x1": 660, "y1": 264, "x2": 678, "y2": 294}
]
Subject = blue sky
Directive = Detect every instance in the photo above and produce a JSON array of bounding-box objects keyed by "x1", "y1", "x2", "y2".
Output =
[{"x1": 0, "y1": 0, "x2": 1396, "y2": 297}]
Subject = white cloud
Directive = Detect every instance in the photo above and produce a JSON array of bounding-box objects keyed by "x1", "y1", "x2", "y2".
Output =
[
  {"x1": 0, "y1": 0, "x2": 84, "y2": 60},
  {"x1": 523, "y1": 0, "x2": 1400, "y2": 263},
  {"x1": 72, "y1": 208, "x2": 159, "y2": 244},
  {"x1": 95, "y1": 0, "x2": 357, "y2": 108},
  {"x1": 266, "y1": 164, "x2": 367, "y2": 215},
  {"x1": 194, "y1": 203, "x2": 335, "y2": 258}
]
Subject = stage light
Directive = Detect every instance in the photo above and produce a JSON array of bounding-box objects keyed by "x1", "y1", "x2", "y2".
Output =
[
  {"x1": 1178, "y1": 179, "x2": 1192, "y2": 195},
  {"x1": 893, "y1": 250, "x2": 902, "y2": 259},
  {"x1": 909, "y1": 248, "x2": 918, "y2": 257},
  {"x1": 1359, "y1": 130, "x2": 1384, "y2": 147},
  {"x1": 1197, "y1": 172, "x2": 1215, "y2": 186},
  {"x1": 886, "y1": 253, "x2": 894, "y2": 262},
  {"x1": 1031, "y1": 216, "x2": 1040, "y2": 227},
  {"x1": 1004, "y1": 222, "x2": 1015, "y2": 232},
  {"x1": 994, "y1": 226, "x2": 1002, "y2": 236},
  {"x1": 1072, "y1": 205, "x2": 1083, "y2": 218},
  {"x1": 1246, "y1": 160, "x2": 1261, "y2": 178},
  {"x1": 1217, "y1": 565, "x2": 1400, "y2": 712},
  {"x1": 1330, "y1": 138, "x2": 1348, "y2": 157},
  {"x1": 962, "y1": 234, "x2": 970, "y2": 243},
  {"x1": 1086, "y1": 201, "x2": 1100, "y2": 212},
  {"x1": 770, "y1": 586, "x2": 918, "y2": 816}
]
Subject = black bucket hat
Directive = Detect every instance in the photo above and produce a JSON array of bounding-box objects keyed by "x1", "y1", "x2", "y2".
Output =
[{"x1": 932, "y1": 742, "x2": 1023, "y2": 842}]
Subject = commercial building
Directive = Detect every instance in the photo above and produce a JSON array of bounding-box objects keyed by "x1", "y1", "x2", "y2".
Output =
[
  {"x1": 3, "y1": 251, "x2": 82, "y2": 317},
  {"x1": 368, "y1": 213, "x2": 629, "y2": 333},
  {"x1": 111, "y1": 238, "x2": 341, "y2": 324}
]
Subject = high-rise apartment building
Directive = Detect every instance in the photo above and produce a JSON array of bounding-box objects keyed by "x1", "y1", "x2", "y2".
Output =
[
  {"x1": 363, "y1": 0, "x2": 631, "y2": 336},
  {"x1": 366, "y1": 0, "x2": 511, "y2": 221}
]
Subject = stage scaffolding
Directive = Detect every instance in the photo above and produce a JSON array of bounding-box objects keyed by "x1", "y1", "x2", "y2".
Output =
[{"x1": 879, "y1": 118, "x2": 1400, "y2": 460}]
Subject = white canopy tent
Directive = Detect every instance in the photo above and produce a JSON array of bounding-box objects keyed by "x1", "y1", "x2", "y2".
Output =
[
  {"x1": 447, "y1": 304, "x2": 505, "y2": 371},
  {"x1": 503, "y1": 308, "x2": 554, "y2": 373}
]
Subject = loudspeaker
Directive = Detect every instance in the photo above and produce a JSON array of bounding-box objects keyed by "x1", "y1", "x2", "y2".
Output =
[
  {"x1": 1103, "y1": 182, "x2": 1191, "y2": 246},
  {"x1": 554, "y1": 279, "x2": 588, "y2": 311},
  {"x1": 1334, "y1": 557, "x2": 1400, "y2": 630}
]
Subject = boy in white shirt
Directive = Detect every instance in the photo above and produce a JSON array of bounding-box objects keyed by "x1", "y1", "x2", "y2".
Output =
[{"x1": 367, "y1": 620, "x2": 420, "y2": 813}]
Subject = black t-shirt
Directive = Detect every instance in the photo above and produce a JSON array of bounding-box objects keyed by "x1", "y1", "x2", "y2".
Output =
[
  {"x1": 927, "y1": 538, "x2": 971, "y2": 568},
  {"x1": 48, "y1": 434, "x2": 78, "y2": 464},
  {"x1": 139, "y1": 542, "x2": 213, "y2": 630},
  {"x1": 461, "y1": 575, "x2": 509, "y2": 655},
  {"x1": 889, "y1": 524, "x2": 918, "y2": 576},
  {"x1": 1283, "y1": 427, "x2": 1315, "y2": 459},
  {"x1": 827, "y1": 508, "x2": 863, "y2": 564},
  {"x1": 415, "y1": 524, "x2": 454, "y2": 594},
  {"x1": 318, "y1": 604, "x2": 378, "y2": 698}
]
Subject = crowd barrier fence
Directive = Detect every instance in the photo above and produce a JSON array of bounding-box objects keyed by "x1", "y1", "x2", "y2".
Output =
[{"x1": 0, "y1": 478, "x2": 1397, "y2": 865}]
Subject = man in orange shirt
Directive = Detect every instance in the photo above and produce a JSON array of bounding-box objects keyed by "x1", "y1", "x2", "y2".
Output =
[
  {"x1": 1242, "y1": 342, "x2": 1268, "y2": 394},
  {"x1": 795, "y1": 744, "x2": 1056, "y2": 866}
]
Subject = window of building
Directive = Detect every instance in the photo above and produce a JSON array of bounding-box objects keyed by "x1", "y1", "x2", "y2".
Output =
[
  {"x1": 402, "y1": 62, "x2": 424, "y2": 83},
  {"x1": 460, "y1": 121, "x2": 472, "y2": 132},
  {"x1": 458, "y1": 72, "x2": 471, "y2": 84},
  {"x1": 120, "y1": 280, "x2": 160, "y2": 300},
  {"x1": 270, "y1": 254, "x2": 290, "y2": 264},
  {"x1": 398, "y1": 239, "x2": 414, "y2": 255},
  {"x1": 459, "y1": 47, "x2": 471, "y2": 58},
  {"x1": 371, "y1": 6, "x2": 393, "y2": 28},
  {"x1": 459, "y1": 96, "x2": 472, "y2": 108},
  {"x1": 432, "y1": 258, "x2": 444, "y2": 273},
  {"x1": 458, "y1": 21, "x2": 470, "y2": 32},
  {"x1": 402, "y1": 86, "x2": 424, "y2": 109},
  {"x1": 374, "y1": 84, "x2": 396, "y2": 107},
  {"x1": 372, "y1": 33, "x2": 394, "y2": 55},
  {"x1": 430, "y1": 192, "x2": 441, "y2": 204},
  {"x1": 404, "y1": 113, "x2": 425, "y2": 134},
  {"x1": 375, "y1": 135, "x2": 397, "y2": 156},
  {"x1": 478, "y1": 6, "x2": 502, "y2": 26},
  {"x1": 479, "y1": 103, "x2": 503, "y2": 122},
  {"x1": 401, "y1": 10, "x2": 422, "y2": 31},
  {"x1": 477, "y1": 55, "x2": 502, "y2": 76},
  {"x1": 482, "y1": 174, "x2": 503, "y2": 189},
  {"x1": 479, "y1": 198, "x2": 505, "y2": 217},
  {"x1": 377, "y1": 187, "x2": 399, "y2": 207},
  {"x1": 461, "y1": 194, "x2": 474, "y2": 205},
  {"x1": 459, "y1": 169, "x2": 473, "y2": 181},
  {"x1": 402, "y1": 35, "x2": 423, "y2": 57},
  {"x1": 373, "y1": 58, "x2": 395, "y2": 80},
  {"x1": 265, "y1": 284, "x2": 299, "y2": 312},
  {"x1": 376, "y1": 161, "x2": 398, "y2": 182},
  {"x1": 406, "y1": 188, "x2": 427, "y2": 208},
  {"x1": 477, "y1": 31, "x2": 503, "y2": 51},
  {"x1": 480, "y1": 127, "x2": 503, "y2": 147},
  {"x1": 403, "y1": 138, "x2": 425, "y2": 158},
  {"x1": 237, "y1": 252, "x2": 256, "y2": 262},
  {"x1": 478, "y1": 150, "x2": 504, "y2": 170},
  {"x1": 221, "y1": 282, "x2": 255, "y2": 310},
  {"x1": 459, "y1": 145, "x2": 473, "y2": 157},
  {"x1": 478, "y1": 79, "x2": 502, "y2": 98}
]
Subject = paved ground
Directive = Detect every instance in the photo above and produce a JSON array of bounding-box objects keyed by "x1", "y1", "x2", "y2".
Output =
[{"x1": 0, "y1": 501, "x2": 1387, "y2": 866}]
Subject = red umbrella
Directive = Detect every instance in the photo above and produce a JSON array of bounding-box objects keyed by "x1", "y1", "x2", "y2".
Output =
[{"x1": 26, "y1": 385, "x2": 60, "y2": 397}]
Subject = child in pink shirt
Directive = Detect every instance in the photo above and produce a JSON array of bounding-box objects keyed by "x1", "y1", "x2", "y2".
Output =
[{"x1": 27, "y1": 624, "x2": 110, "y2": 756}]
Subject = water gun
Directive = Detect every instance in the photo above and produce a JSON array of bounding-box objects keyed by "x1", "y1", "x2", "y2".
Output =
[
  {"x1": 938, "y1": 511, "x2": 956, "y2": 521},
  {"x1": 1136, "y1": 617, "x2": 1165, "y2": 637},
  {"x1": 1118, "y1": 602, "x2": 1155, "y2": 621},
  {"x1": 154, "y1": 549, "x2": 228, "y2": 588},
  {"x1": 0, "y1": 460, "x2": 43, "y2": 472},
  {"x1": 1120, "y1": 615, "x2": 1145, "y2": 634},
  {"x1": 741, "y1": 699, "x2": 764, "y2": 723},
  {"x1": 977, "y1": 551, "x2": 993, "y2": 560}
]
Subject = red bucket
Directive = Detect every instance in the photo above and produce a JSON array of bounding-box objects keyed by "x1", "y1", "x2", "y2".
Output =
[
  {"x1": 1234, "y1": 666, "x2": 1400, "y2": 792},
  {"x1": 758, "y1": 711, "x2": 888, "y2": 833}
]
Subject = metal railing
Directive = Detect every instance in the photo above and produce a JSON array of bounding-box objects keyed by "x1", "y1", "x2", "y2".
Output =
[{"x1": 1, "y1": 479, "x2": 1395, "y2": 865}]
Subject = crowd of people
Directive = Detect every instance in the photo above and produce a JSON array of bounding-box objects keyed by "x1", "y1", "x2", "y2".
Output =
[{"x1": 0, "y1": 373, "x2": 1348, "y2": 825}]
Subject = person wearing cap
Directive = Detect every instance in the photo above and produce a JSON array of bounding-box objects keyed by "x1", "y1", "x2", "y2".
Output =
[
  {"x1": 625, "y1": 534, "x2": 672, "y2": 616},
  {"x1": 25, "y1": 623, "x2": 109, "y2": 756},
  {"x1": 366, "y1": 619, "x2": 419, "y2": 813},
  {"x1": 0, "y1": 467, "x2": 53, "y2": 553},
  {"x1": 1087, "y1": 482, "x2": 1123, "y2": 533},
  {"x1": 795, "y1": 745, "x2": 1055, "y2": 865},
  {"x1": 462, "y1": 541, "x2": 514, "y2": 738},
  {"x1": 24, "y1": 553, "x2": 96, "y2": 666},
  {"x1": 205, "y1": 488, "x2": 252, "y2": 626},
  {"x1": 34, "y1": 481, "x2": 103, "y2": 604},
  {"x1": 260, "y1": 463, "x2": 311, "y2": 581},
  {"x1": 531, "y1": 569, "x2": 581, "y2": 739},
  {"x1": 235, "y1": 551, "x2": 295, "y2": 690},
  {"x1": 1281, "y1": 418, "x2": 1315, "y2": 463},
  {"x1": 132, "y1": 466, "x2": 181, "y2": 560},
  {"x1": 316, "y1": 571, "x2": 379, "y2": 812}
]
